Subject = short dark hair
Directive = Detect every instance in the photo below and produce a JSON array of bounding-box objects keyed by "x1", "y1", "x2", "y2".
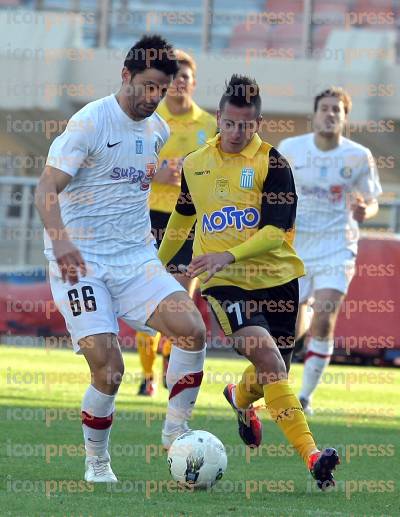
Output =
[
  {"x1": 124, "y1": 34, "x2": 179, "y2": 77},
  {"x1": 219, "y1": 74, "x2": 261, "y2": 116},
  {"x1": 314, "y1": 87, "x2": 352, "y2": 114}
]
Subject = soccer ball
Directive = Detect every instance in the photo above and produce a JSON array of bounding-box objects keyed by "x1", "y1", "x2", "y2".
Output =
[{"x1": 167, "y1": 430, "x2": 228, "y2": 488}]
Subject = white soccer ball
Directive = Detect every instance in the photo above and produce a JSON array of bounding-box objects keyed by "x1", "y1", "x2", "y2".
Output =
[{"x1": 167, "y1": 430, "x2": 228, "y2": 488}]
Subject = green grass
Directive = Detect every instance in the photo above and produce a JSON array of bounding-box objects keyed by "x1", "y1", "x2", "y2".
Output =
[{"x1": 0, "y1": 346, "x2": 399, "y2": 517}]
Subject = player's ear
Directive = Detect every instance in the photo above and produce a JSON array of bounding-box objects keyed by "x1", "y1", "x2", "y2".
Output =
[
  {"x1": 256, "y1": 115, "x2": 262, "y2": 131},
  {"x1": 216, "y1": 110, "x2": 221, "y2": 127},
  {"x1": 121, "y1": 67, "x2": 133, "y2": 84}
]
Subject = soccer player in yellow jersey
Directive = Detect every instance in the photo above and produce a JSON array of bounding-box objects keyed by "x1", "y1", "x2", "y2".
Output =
[
  {"x1": 136, "y1": 50, "x2": 217, "y2": 396},
  {"x1": 158, "y1": 75, "x2": 340, "y2": 490}
]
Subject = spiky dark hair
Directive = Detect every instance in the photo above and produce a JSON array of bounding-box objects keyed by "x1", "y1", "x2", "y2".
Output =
[
  {"x1": 219, "y1": 74, "x2": 261, "y2": 115},
  {"x1": 124, "y1": 34, "x2": 179, "y2": 76}
]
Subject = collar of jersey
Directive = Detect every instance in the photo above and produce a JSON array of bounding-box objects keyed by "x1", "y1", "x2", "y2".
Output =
[
  {"x1": 207, "y1": 133, "x2": 263, "y2": 163},
  {"x1": 157, "y1": 99, "x2": 203, "y2": 121}
]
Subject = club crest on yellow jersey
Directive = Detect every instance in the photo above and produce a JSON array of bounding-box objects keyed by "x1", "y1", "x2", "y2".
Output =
[{"x1": 215, "y1": 178, "x2": 230, "y2": 199}]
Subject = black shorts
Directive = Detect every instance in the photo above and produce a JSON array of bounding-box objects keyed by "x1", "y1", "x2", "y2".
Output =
[
  {"x1": 150, "y1": 209, "x2": 195, "y2": 272},
  {"x1": 203, "y1": 279, "x2": 299, "y2": 355}
]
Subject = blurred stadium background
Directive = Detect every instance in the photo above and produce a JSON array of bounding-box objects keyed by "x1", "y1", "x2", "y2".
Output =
[{"x1": 0, "y1": 0, "x2": 399, "y2": 364}]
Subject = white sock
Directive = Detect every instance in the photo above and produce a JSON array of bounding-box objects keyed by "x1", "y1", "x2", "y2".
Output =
[
  {"x1": 164, "y1": 345, "x2": 206, "y2": 433},
  {"x1": 81, "y1": 384, "x2": 116, "y2": 457},
  {"x1": 299, "y1": 338, "x2": 334, "y2": 402}
]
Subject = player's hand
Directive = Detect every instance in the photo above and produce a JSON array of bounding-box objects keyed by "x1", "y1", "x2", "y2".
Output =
[
  {"x1": 187, "y1": 252, "x2": 235, "y2": 283},
  {"x1": 153, "y1": 167, "x2": 181, "y2": 187},
  {"x1": 351, "y1": 196, "x2": 367, "y2": 223},
  {"x1": 53, "y1": 239, "x2": 87, "y2": 284}
]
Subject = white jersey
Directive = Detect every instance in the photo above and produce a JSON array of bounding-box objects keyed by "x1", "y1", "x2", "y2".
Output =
[
  {"x1": 44, "y1": 94, "x2": 170, "y2": 265},
  {"x1": 278, "y1": 133, "x2": 382, "y2": 263}
]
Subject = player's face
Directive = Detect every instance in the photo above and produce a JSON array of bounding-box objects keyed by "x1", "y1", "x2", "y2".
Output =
[
  {"x1": 217, "y1": 102, "x2": 261, "y2": 153},
  {"x1": 167, "y1": 64, "x2": 196, "y2": 99},
  {"x1": 313, "y1": 96, "x2": 347, "y2": 137},
  {"x1": 123, "y1": 67, "x2": 173, "y2": 119}
]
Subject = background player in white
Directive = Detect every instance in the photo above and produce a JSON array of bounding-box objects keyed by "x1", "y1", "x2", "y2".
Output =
[
  {"x1": 278, "y1": 87, "x2": 382, "y2": 415},
  {"x1": 35, "y1": 35, "x2": 206, "y2": 482}
]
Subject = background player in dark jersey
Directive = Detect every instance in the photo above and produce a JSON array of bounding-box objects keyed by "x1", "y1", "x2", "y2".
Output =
[{"x1": 158, "y1": 75, "x2": 340, "y2": 490}]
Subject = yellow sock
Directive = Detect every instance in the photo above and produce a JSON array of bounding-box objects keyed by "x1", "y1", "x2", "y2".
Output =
[
  {"x1": 263, "y1": 380, "x2": 318, "y2": 465},
  {"x1": 235, "y1": 364, "x2": 264, "y2": 409},
  {"x1": 162, "y1": 337, "x2": 172, "y2": 358},
  {"x1": 136, "y1": 331, "x2": 160, "y2": 379}
]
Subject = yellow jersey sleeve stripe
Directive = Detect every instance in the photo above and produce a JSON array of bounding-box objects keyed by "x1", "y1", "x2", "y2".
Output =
[
  {"x1": 204, "y1": 294, "x2": 233, "y2": 335},
  {"x1": 158, "y1": 211, "x2": 196, "y2": 265}
]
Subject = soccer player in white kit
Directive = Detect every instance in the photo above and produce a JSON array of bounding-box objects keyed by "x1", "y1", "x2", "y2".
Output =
[
  {"x1": 278, "y1": 87, "x2": 382, "y2": 415},
  {"x1": 35, "y1": 35, "x2": 207, "y2": 482}
]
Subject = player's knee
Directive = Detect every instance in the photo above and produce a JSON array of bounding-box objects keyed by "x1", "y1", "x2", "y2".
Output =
[
  {"x1": 314, "y1": 315, "x2": 333, "y2": 339},
  {"x1": 111, "y1": 358, "x2": 125, "y2": 386},
  {"x1": 256, "y1": 345, "x2": 287, "y2": 383},
  {"x1": 190, "y1": 320, "x2": 207, "y2": 348},
  {"x1": 184, "y1": 313, "x2": 206, "y2": 349},
  {"x1": 194, "y1": 322, "x2": 207, "y2": 347},
  {"x1": 93, "y1": 359, "x2": 124, "y2": 393}
]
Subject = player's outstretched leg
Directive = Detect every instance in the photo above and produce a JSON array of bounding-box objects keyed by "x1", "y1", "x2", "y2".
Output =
[
  {"x1": 299, "y1": 289, "x2": 344, "y2": 415},
  {"x1": 223, "y1": 365, "x2": 263, "y2": 448},
  {"x1": 136, "y1": 331, "x2": 160, "y2": 396},
  {"x1": 299, "y1": 337, "x2": 334, "y2": 415},
  {"x1": 223, "y1": 350, "x2": 292, "y2": 449},
  {"x1": 147, "y1": 292, "x2": 207, "y2": 449},
  {"x1": 234, "y1": 326, "x2": 340, "y2": 490},
  {"x1": 80, "y1": 333, "x2": 124, "y2": 482}
]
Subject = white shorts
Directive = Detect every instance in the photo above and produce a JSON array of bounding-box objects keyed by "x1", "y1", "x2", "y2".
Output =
[
  {"x1": 49, "y1": 257, "x2": 185, "y2": 353},
  {"x1": 299, "y1": 250, "x2": 356, "y2": 303}
]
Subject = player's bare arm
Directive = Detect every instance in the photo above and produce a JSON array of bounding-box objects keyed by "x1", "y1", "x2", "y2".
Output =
[{"x1": 35, "y1": 165, "x2": 86, "y2": 284}]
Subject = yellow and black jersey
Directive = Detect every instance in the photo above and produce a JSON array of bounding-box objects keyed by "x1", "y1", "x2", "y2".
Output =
[
  {"x1": 175, "y1": 133, "x2": 305, "y2": 291},
  {"x1": 150, "y1": 100, "x2": 217, "y2": 213}
]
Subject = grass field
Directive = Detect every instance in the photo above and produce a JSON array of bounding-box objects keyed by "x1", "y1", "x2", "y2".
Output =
[{"x1": 0, "y1": 345, "x2": 399, "y2": 517}]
